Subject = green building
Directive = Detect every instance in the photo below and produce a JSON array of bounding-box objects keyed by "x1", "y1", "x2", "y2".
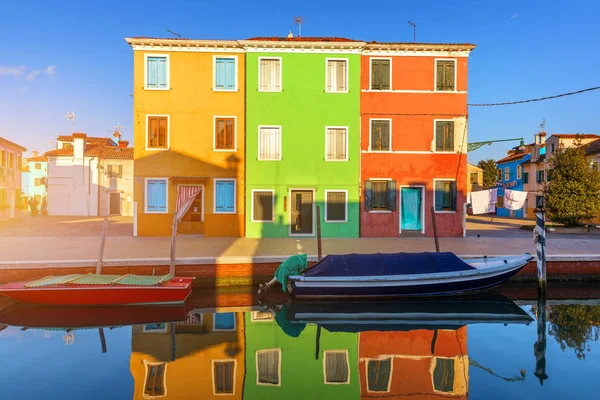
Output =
[
  {"x1": 240, "y1": 38, "x2": 364, "y2": 238},
  {"x1": 243, "y1": 311, "x2": 359, "y2": 399}
]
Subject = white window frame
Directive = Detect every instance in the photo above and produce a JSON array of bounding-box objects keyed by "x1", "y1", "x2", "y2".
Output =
[
  {"x1": 367, "y1": 177, "x2": 393, "y2": 214},
  {"x1": 145, "y1": 114, "x2": 170, "y2": 151},
  {"x1": 143, "y1": 360, "x2": 168, "y2": 399},
  {"x1": 213, "y1": 116, "x2": 238, "y2": 152},
  {"x1": 213, "y1": 178, "x2": 237, "y2": 214},
  {"x1": 144, "y1": 53, "x2": 170, "y2": 91},
  {"x1": 398, "y1": 185, "x2": 426, "y2": 235},
  {"x1": 251, "y1": 189, "x2": 275, "y2": 222},
  {"x1": 251, "y1": 310, "x2": 275, "y2": 322},
  {"x1": 288, "y1": 188, "x2": 316, "y2": 237},
  {"x1": 323, "y1": 350, "x2": 350, "y2": 385},
  {"x1": 369, "y1": 57, "x2": 392, "y2": 91},
  {"x1": 365, "y1": 358, "x2": 393, "y2": 393},
  {"x1": 368, "y1": 118, "x2": 392, "y2": 152},
  {"x1": 211, "y1": 359, "x2": 237, "y2": 396},
  {"x1": 433, "y1": 119, "x2": 455, "y2": 153},
  {"x1": 258, "y1": 57, "x2": 282, "y2": 93},
  {"x1": 325, "y1": 126, "x2": 349, "y2": 162},
  {"x1": 325, "y1": 58, "x2": 349, "y2": 93},
  {"x1": 142, "y1": 323, "x2": 168, "y2": 333},
  {"x1": 433, "y1": 178, "x2": 457, "y2": 214},
  {"x1": 324, "y1": 190, "x2": 348, "y2": 223},
  {"x1": 504, "y1": 167, "x2": 510, "y2": 181},
  {"x1": 256, "y1": 348, "x2": 282, "y2": 386},
  {"x1": 212, "y1": 55, "x2": 238, "y2": 92},
  {"x1": 212, "y1": 312, "x2": 237, "y2": 331},
  {"x1": 258, "y1": 125, "x2": 282, "y2": 161},
  {"x1": 434, "y1": 58, "x2": 457, "y2": 92},
  {"x1": 517, "y1": 165, "x2": 522, "y2": 179},
  {"x1": 144, "y1": 177, "x2": 168, "y2": 214}
]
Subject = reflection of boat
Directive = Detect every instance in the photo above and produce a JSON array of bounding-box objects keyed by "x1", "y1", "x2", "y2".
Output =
[
  {"x1": 0, "y1": 274, "x2": 193, "y2": 306},
  {"x1": 284, "y1": 293, "x2": 533, "y2": 332},
  {"x1": 0, "y1": 299, "x2": 193, "y2": 329},
  {"x1": 286, "y1": 252, "x2": 533, "y2": 297}
]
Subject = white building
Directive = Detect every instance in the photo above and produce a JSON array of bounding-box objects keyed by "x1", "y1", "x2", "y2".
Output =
[{"x1": 45, "y1": 133, "x2": 133, "y2": 216}]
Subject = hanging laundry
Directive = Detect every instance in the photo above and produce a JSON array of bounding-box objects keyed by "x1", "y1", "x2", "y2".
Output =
[
  {"x1": 466, "y1": 192, "x2": 471, "y2": 204},
  {"x1": 470, "y1": 189, "x2": 497, "y2": 214},
  {"x1": 504, "y1": 189, "x2": 528, "y2": 210}
]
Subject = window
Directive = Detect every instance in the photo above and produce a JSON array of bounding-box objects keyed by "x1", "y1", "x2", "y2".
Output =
[
  {"x1": 434, "y1": 180, "x2": 457, "y2": 212},
  {"x1": 214, "y1": 117, "x2": 235, "y2": 150},
  {"x1": 436, "y1": 60, "x2": 455, "y2": 91},
  {"x1": 144, "y1": 362, "x2": 166, "y2": 397},
  {"x1": 469, "y1": 172, "x2": 479, "y2": 184},
  {"x1": 497, "y1": 195, "x2": 504, "y2": 208},
  {"x1": 257, "y1": 349, "x2": 281, "y2": 386},
  {"x1": 214, "y1": 180, "x2": 235, "y2": 214},
  {"x1": 370, "y1": 59, "x2": 390, "y2": 90},
  {"x1": 497, "y1": 169, "x2": 502, "y2": 181},
  {"x1": 252, "y1": 190, "x2": 274, "y2": 222},
  {"x1": 145, "y1": 55, "x2": 169, "y2": 90},
  {"x1": 258, "y1": 126, "x2": 281, "y2": 160},
  {"x1": 593, "y1": 161, "x2": 599, "y2": 171},
  {"x1": 34, "y1": 178, "x2": 43, "y2": 186},
  {"x1": 364, "y1": 180, "x2": 397, "y2": 211},
  {"x1": 433, "y1": 358, "x2": 455, "y2": 393},
  {"x1": 551, "y1": 143, "x2": 555, "y2": 153},
  {"x1": 435, "y1": 121, "x2": 454, "y2": 152},
  {"x1": 325, "y1": 127, "x2": 348, "y2": 161},
  {"x1": 367, "y1": 358, "x2": 392, "y2": 392},
  {"x1": 213, "y1": 361, "x2": 235, "y2": 394},
  {"x1": 523, "y1": 172, "x2": 529, "y2": 184},
  {"x1": 147, "y1": 116, "x2": 169, "y2": 149},
  {"x1": 536, "y1": 170, "x2": 545, "y2": 183},
  {"x1": 325, "y1": 191, "x2": 347, "y2": 222},
  {"x1": 251, "y1": 311, "x2": 274, "y2": 322},
  {"x1": 517, "y1": 165, "x2": 522, "y2": 179},
  {"x1": 8, "y1": 153, "x2": 14, "y2": 167},
  {"x1": 326, "y1": 59, "x2": 347, "y2": 93},
  {"x1": 34, "y1": 162, "x2": 41, "y2": 170},
  {"x1": 145, "y1": 179, "x2": 167, "y2": 213},
  {"x1": 504, "y1": 167, "x2": 510, "y2": 181},
  {"x1": 324, "y1": 351, "x2": 349, "y2": 384},
  {"x1": 259, "y1": 58, "x2": 281, "y2": 92},
  {"x1": 107, "y1": 164, "x2": 122, "y2": 179},
  {"x1": 214, "y1": 57, "x2": 237, "y2": 91},
  {"x1": 370, "y1": 120, "x2": 391, "y2": 151},
  {"x1": 0, "y1": 150, "x2": 5, "y2": 166},
  {"x1": 63, "y1": 142, "x2": 73, "y2": 149},
  {"x1": 214, "y1": 312, "x2": 235, "y2": 330},
  {"x1": 536, "y1": 195, "x2": 544, "y2": 208}
]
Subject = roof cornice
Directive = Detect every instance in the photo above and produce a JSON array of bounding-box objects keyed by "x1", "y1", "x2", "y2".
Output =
[
  {"x1": 238, "y1": 40, "x2": 366, "y2": 54},
  {"x1": 125, "y1": 38, "x2": 243, "y2": 53}
]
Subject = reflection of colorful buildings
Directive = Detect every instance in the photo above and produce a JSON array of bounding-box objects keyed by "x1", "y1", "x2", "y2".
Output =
[{"x1": 130, "y1": 312, "x2": 245, "y2": 399}]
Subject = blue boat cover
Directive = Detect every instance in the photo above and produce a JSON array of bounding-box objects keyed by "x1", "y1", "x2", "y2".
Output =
[{"x1": 302, "y1": 252, "x2": 476, "y2": 277}]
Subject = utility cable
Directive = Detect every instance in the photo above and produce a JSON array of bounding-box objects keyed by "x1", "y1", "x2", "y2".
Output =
[{"x1": 468, "y1": 86, "x2": 600, "y2": 107}]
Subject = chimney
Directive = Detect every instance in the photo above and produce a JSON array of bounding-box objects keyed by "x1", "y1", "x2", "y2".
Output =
[
  {"x1": 539, "y1": 131, "x2": 546, "y2": 145},
  {"x1": 118, "y1": 140, "x2": 129, "y2": 148},
  {"x1": 32, "y1": 150, "x2": 39, "y2": 158},
  {"x1": 287, "y1": 30, "x2": 294, "y2": 38},
  {"x1": 73, "y1": 133, "x2": 86, "y2": 160}
]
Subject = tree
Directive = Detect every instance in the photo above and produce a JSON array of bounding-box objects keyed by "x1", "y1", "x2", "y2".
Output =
[
  {"x1": 544, "y1": 139, "x2": 600, "y2": 226},
  {"x1": 548, "y1": 304, "x2": 600, "y2": 360},
  {"x1": 477, "y1": 159, "x2": 498, "y2": 188}
]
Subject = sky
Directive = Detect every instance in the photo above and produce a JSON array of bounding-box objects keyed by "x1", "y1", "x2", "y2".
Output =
[{"x1": 1, "y1": 0, "x2": 598, "y2": 163}]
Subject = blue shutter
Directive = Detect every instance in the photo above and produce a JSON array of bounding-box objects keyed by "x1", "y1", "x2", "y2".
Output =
[
  {"x1": 214, "y1": 312, "x2": 235, "y2": 330},
  {"x1": 158, "y1": 58, "x2": 167, "y2": 88},
  {"x1": 225, "y1": 59, "x2": 236, "y2": 90},
  {"x1": 364, "y1": 181, "x2": 373, "y2": 211},
  {"x1": 157, "y1": 181, "x2": 167, "y2": 212},
  {"x1": 215, "y1": 58, "x2": 225, "y2": 89},
  {"x1": 215, "y1": 58, "x2": 236, "y2": 90},
  {"x1": 147, "y1": 57, "x2": 158, "y2": 88},
  {"x1": 147, "y1": 180, "x2": 167, "y2": 212},
  {"x1": 434, "y1": 182, "x2": 444, "y2": 211},
  {"x1": 215, "y1": 181, "x2": 234, "y2": 212}
]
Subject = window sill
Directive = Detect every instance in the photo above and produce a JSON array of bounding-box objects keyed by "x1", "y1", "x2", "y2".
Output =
[
  {"x1": 325, "y1": 90, "x2": 349, "y2": 94},
  {"x1": 145, "y1": 147, "x2": 170, "y2": 151},
  {"x1": 324, "y1": 159, "x2": 349, "y2": 162},
  {"x1": 214, "y1": 211, "x2": 236, "y2": 215},
  {"x1": 258, "y1": 89, "x2": 282, "y2": 93},
  {"x1": 369, "y1": 210, "x2": 392, "y2": 213},
  {"x1": 325, "y1": 220, "x2": 348, "y2": 223},
  {"x1": 258, "y1": 158, "x2": 282, "y2": 161},
  {"x1": 433, "y1": 151, "x2": 456, "y2": 154},
  {"x1": 144, "y1": 87, "x2": 170, "y2": 91},
  {"x1": 213, "y1": 88, "x2": 239, "y2": 92},
  {"x1": 213, "y1": 148, "x2": 237, "y2": 152},
  {"x1": 145, "y1": 210, "x2": 168, "y2": 214},
  {"x1": 434, "y1": 89, "x2": 458, "y2": 93},
  {"x1": 289, "y1": 233, "x2": 315, "y2": 237},
  {"x1": 434, "y1": 210, "x2": 456, "y2": 214},
  {"x1": 366, "y1": 150, "x2": 392, "y2": 153}
]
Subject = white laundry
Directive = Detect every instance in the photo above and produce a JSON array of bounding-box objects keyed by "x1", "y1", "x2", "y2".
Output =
[
  {"x1": 470, "y1": 189, "x2": 497, "y2": 214},
  {"x1": 504, "y1": 189, "x2": 528, "y2": 210},
  {"x1": 490, "y1": 188, "x2": 498, "y2": 203},
  {"x1": 466, "y1": 192, "x2": 471, "y2": 204}
]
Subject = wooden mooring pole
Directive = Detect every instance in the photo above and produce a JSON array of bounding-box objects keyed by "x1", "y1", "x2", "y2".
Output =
[
  {"x1": 534, "y1": 204, "x2": 547, "y2": 293},
  {"x1": 533, "y1": 288, "x2": 548, "y2": 385},
  {"x1": 316, "y1": 205, "x2": 323, "y2": 262},
  {"x1": 430, "y1": 206, "x2": 440, "y2": 252},
  {"x1": 98, "y1": 327, "x2": 107, "y2": 353},
  {"x1": 170, "y1": 213, "x2": 178, "y2": 275},
  {"x1": 96, "y1": 217, "x2": 109, "y2": 274}
]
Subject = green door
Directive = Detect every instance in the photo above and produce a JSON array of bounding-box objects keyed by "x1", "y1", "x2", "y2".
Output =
[{"x1": 401, "y1": 187, "x2": 422, "y2": 232}]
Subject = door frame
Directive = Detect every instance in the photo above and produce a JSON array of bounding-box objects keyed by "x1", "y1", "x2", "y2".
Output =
[
  {"x1": 288, "y1": 188, "x2": 316, "y2": 237},
  {"x1": 176, "y1": 183, "x2": 205, "y2": 222},
  {"x1": 108, "y1": 191, "x2": 121, "y2": 216},
  {"x1": 399, "y1": 185, "x2": 425, "y2": 235}
]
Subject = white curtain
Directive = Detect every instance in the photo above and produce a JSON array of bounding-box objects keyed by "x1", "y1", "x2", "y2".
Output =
[
  {"x1": 259, "y1": 127, "x2": 281, "y2": 160},
  {"x1": 175, "y1": 186, "x2": 202, "y2": 221}
]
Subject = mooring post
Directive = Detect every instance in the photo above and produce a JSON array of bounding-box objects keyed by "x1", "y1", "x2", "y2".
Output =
[
  {"x1": 96, "y1": 217, "x2": 109, "y2": 275},
  {"x1": 170, "y1": 213, "x2": 178, "y2": 276},
  {"x1": 316, "y1": 205, "x2": 323, "y2": 262},
  {"x1": 98, "y1": 327, "x2": 107, "y2": 353},
  {"x1": 534, "y1": 202, "x2": 547, "y2": 293},
  {"x1": 430, "y1": 206, "x2": 440, "y2": 252},
  {"x1": 533, "y1": 287, "x2": 548, "y2": 385}
]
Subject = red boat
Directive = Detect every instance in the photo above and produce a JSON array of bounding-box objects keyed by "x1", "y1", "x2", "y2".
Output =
[{"x1": 0, "y1": 274, "x2": 193, "y2": 306}]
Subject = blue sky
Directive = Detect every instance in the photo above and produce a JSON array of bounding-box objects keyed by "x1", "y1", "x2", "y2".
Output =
[{"x1": 1, "y1": 0, "x2": 598, "y2": 162}]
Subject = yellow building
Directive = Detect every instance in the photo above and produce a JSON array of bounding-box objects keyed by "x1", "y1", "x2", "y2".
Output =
[
  {"x1": 130, "y1": 311, "x2": 245, "y2": 399},
  {"x1": 467, "y1": 162, "x2": 483, "y2": 193},
  {"x1": 126, "y1": 38, "x2": 245, "y2": 236}
]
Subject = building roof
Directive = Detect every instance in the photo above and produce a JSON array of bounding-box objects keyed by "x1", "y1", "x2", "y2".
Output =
[
  {"x1": 57, "y1": 135, "x2": 116, "y2": 146},
  {"x1": 550, "y1": 134, "x2": 599, "y2": 139},
  {"x1": 585, "y1": 139, "x2": 600, "y2": 155},
  {"x1": 497, "y1": 152, "x2": 528, "y2": 164},
  {"x1": 0, "y1": 137, "x2": 27, "y2": 152},
  {"x1": 27, "y1": 155, "x2": 48, "y2": 162},
  {"x1": 45, "y1": 144, "x2": 133, "y2": 160},
  {"x1": 364, "y1": 42, "x2": 476, "y2": 52},
  {"x1": 246, "y1": 37, "x2": 361, "y2": 42},
  {"x1": 467, "y1": 162, "x2": 484, "y2": 171}
]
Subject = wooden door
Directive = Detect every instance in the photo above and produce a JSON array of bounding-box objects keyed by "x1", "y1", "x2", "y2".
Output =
[
  {"x1": 290, "y1": 190, "x2": 313, "y2": 235},
  {"x1": 178, "y1": 195, "x2": 204, "y2": 235},
  {"x1": 109, "y1": 192, "x2": 121, "y2": 215}
]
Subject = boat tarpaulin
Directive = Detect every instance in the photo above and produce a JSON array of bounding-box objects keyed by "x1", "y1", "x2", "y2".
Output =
[
  {"x1": 302, "y1": 252, "x2": 476, "y2": 277},
  {"x1": 275, "y1": 254, "x2": 309, "y2": 291}
]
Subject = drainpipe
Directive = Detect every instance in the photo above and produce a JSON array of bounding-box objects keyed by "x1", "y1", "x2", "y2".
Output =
[{"x1": 97, "y1": 159, "x2": 101, "y2": 216}]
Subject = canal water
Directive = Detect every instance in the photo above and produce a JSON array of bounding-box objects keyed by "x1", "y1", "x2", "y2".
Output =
[{"x1": 0, "y1": 294, "x2": 598, "y2": 399}]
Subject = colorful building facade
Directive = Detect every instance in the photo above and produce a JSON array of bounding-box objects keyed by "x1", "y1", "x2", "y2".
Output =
[
  {"x1": 24, "y1": 153, "x2": 48, "y2": 205},
  {"x1": 359, "y1": 43, "x2": 475, "y2": 237},
  {"x1": 126, "y1": 38, "x2": 245, "y2": 237},
  {"x1": 467, "y1": 162, "x2": 484, "y2": 193},
  {"x1": 0, "y1": 137, "x2": 26, "y2": 220},
  {"x1": 241, "y1": 38, "x2": 363, "y2": 238},
  {"x1": 496, "y1": 151, "x2": 530, "y2": 218}
]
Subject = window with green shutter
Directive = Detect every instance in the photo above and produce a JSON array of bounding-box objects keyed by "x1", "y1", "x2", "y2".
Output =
[
  {"x1": 435, "y1": 121, "x2": 454, "y2": 152},
  {"x1": 434, "y1": 181, "x2": 457, "y2": 211},
  {"x1": 436, "y1": 60, "x2": 455, "y2": 91},
  {"x1": 370, "y1": 120, "x2": 391, "y2": 151},
  {"x1": 370, "y1": 59, "x2": 391, "y2": 90},
  {"x1": 325, "y1": 191, "x2": 347, "y2": 222},
  {"x1": 523, "y1": 172, "x2": 529, "y2": 184},
  {"x1": 364, "y1": 180, "x2": 397, "y2": 211},
  {"x1": 252, "y1": 191, "x2": 274, "y2": 222}
]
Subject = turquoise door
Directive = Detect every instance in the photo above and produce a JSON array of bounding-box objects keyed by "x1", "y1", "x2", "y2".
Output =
[{"x1": 401, "y1": 187, "x2": 422, "y2": 231}]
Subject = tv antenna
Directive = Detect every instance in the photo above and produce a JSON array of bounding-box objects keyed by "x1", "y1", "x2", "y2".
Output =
[
  {"x1": 111, "y1": 123, "x2": 122, "y2": 141},
  {"x1": 408, "y1": 21, "x2": 417, "y2": 42},
  {"x1": 65, "y1": 111, "x2": 75, "y2": 132},
  {"x1": 539, "y1": 118, "x2": 546, "y2": 132},
  {"x1": 166, "y1": 29, "x2": 181, "y2": 38},
  {"x1": 294, "y1": 16, "x2": 303, "y2": 38}
]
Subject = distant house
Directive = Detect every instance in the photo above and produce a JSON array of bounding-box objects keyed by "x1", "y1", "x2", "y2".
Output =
[
  {"x1": 467, "y1": 163, "x2": 484, "y2": 193},
  {"x1": 586, "y1": 138, "x2": 600, "y2": 224},
  {"x1": 496, "y1": 149, "x2": 531, "y2": 218},
  {"x1": 0, "y1": 137, "x2": 27, "y2": 220},
  {"x1": 22, "y1": 151, "x2": 48, "y2": 205},
  {"x1": 44, "y1": 133, "x2": 133, "y2": 216}
]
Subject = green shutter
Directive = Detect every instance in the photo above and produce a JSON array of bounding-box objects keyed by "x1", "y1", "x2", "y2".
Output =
[
  {"x1": 523, "y1": 172, "x2": 529, "y2": 184},
  {"x1": 364, "y1": 181, "x2": 373, "y2": 211},
  {"x1": 436, "y1": 62, "x2": 444, "y2": 91},
  {"x1": 387, "y1": 180, "x2": 397, "y2": 211}
]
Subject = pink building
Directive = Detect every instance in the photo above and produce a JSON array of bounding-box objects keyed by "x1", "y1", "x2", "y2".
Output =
[{"x1": 0, "y1": 137, "x2": 27, "y2": 220}]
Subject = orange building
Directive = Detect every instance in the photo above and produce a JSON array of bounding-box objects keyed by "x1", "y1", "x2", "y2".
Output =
[
  {"x1": 360, "y1": 43, "x2": 475, "y2": 237},
  {"x1": 358, "y1": 328, "x2": 468, "y2": 399}
]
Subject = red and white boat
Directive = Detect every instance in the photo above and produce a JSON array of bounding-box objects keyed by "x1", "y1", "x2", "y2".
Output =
[{"x1": 0, "y1": 274, "x2": 193, "y2": 306}]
